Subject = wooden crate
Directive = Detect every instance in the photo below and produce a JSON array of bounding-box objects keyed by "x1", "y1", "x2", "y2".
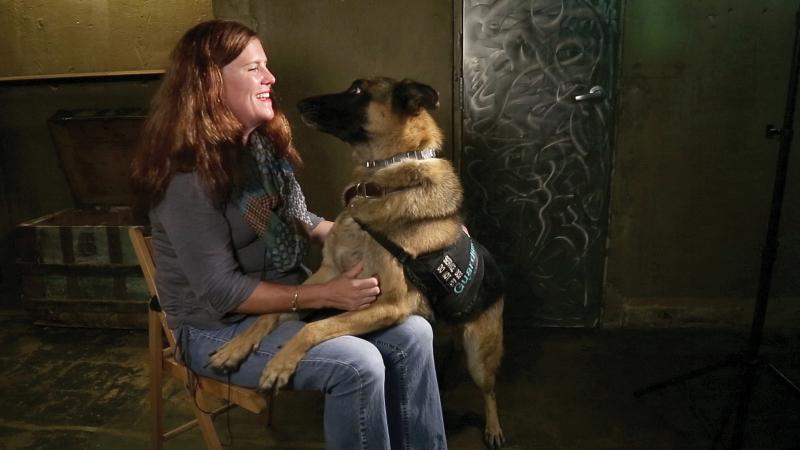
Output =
[{"x1": 14, "y1": 109, "x2": 149, "y2": 329}]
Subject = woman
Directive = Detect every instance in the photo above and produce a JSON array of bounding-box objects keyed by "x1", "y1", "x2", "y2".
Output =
[{"x1": 129, "y1": 19, "x2": 447, "y2": 450}]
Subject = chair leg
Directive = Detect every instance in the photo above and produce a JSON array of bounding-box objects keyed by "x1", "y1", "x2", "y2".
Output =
[
  {"x1": 193, "y1": 393, "x2": 224, "y2": 450},
  {"x1": 193, "y1": 406, "x2": 223, "y2": 450},
  {"x1": 148, "y1": 311, "x2": 164, "y2": 450}
]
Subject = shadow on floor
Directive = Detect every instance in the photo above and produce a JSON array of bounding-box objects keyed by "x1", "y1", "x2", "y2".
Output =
[{"x1": 0, "y1": 311, "x2": 797, "y2": 449}]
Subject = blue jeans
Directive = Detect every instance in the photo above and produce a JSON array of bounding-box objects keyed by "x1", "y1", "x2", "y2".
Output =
[{"x1": 182, "y1": 315, "x2": 448, "y2": 450}]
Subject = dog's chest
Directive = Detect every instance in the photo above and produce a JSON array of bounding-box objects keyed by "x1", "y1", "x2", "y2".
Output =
[{"x1": 328, "y1": 213, "x2": 375, "y2": 269}]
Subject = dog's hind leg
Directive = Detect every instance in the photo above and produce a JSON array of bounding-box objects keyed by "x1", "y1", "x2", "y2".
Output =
[{"x1": 462, "y1": 298, "x2": 505, "y2": 449}]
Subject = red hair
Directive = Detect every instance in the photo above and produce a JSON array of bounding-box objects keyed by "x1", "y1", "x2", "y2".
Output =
[{"x1": 130, "y1": 20, "x2": 301, "y2": 215}]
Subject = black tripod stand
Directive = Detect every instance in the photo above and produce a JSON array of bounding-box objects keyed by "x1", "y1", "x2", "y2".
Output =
[{"x1": 634, "y1": 5, "x2": 800, "y2": 450}]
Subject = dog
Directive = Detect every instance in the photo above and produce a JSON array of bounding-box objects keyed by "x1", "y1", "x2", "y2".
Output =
[{"x1": 209, "y1": 77, "x2": 506, "y2": 448}]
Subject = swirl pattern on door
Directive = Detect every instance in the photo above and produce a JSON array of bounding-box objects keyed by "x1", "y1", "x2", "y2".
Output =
[{"x1": 461, "y1": 0, "x2": 617, "y2": 326}]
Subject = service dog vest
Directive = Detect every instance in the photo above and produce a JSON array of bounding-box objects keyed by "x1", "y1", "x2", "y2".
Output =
[{"x1": 353, "y1": 218, "x2": 503, "y2": 323}]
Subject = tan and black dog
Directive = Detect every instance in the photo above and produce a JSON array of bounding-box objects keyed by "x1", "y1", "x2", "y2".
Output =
[{"x1": 209, "y1": 77, "x2": 506, "y2": 448}]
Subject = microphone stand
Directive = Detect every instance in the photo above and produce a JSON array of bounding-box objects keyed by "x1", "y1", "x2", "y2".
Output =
[{"x1": 634, "y1": 4, "x2": 800, "y2": 449}]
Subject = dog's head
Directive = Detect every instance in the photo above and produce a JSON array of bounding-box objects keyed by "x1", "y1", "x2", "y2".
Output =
[{"x1": 297, "y1": 77, "x2": 442, "y2": 158}]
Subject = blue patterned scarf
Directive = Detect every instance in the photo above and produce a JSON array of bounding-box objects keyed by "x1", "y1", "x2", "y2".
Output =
[{"x1": 234, "y1": 133, "x2": 314, "y2": 271}]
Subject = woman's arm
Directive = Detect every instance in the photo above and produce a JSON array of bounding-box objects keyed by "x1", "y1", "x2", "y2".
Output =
[
  {"x1": 158, "y1": 176, "x2": 376, "y2": 316},
  {"x1": 155, "y1": 173, "x2": 260, "y2": 316},
  {"x1": 234, "y1": 260, "x2": 379, "y2": 314},
  {"x1": 306, "y1": 219, "x2": 334, "y2": 244}
]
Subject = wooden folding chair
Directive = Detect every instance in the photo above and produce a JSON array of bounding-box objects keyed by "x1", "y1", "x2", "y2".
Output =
[{"x1": 128, "y1": 227, "x2": 273, "y2": 450}]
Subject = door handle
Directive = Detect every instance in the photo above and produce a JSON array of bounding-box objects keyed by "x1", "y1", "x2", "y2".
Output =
[{"x1": 574, "y1": 85, "x2": 605, "y2": 102}]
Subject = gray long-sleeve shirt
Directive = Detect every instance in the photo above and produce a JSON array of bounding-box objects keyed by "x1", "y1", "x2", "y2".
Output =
[{"x1": 149, "y1": 171, "x2": 322, "y2": 330}]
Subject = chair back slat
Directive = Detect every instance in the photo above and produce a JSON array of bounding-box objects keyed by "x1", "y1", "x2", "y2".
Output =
[{"x1": 128, "y1": 227, "x2": 177, "y2": 349}]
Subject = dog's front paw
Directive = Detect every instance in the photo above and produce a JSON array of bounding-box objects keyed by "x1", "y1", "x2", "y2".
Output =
[
  {"x1": 484, "y1": 425, "x2": 505, "y2": 449},
  {"x1": 208, "y1": 336, "x2": 260, "y2": 372},
  {"x1": 259, "y1": 349, "x2": 301, "y2": 392}
]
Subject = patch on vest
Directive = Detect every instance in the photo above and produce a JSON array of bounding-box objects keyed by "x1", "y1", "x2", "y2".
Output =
[
  {"x1": 434, "y1": 240, "x2": 478, "y2": 295},
  {"x1": 404, "y1": 232, "x2": 486, "y2": 321}
]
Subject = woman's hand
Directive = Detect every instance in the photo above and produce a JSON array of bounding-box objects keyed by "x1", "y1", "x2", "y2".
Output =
[{"x1": 323, "y1": 261, "x2": 380, "y2": 310}]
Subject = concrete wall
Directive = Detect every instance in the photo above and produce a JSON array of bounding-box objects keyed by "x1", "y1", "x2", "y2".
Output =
[
  {"x1": 1, "y1": 0, "x2": 798, "y2": 329},
  {"x1": 605, "y1": 0, "x2": 800, "y2": 328},
  {"x1": 0, "y1": 0, "x2": 212, "y2": 78}
]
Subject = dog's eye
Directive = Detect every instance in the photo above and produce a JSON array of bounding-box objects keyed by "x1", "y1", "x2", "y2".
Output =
[{"x1": 349, "y1": 86, "x2": 362, "y2": 95}]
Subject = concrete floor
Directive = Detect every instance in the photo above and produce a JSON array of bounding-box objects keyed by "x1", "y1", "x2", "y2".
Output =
[{"x1": 0, "y1": 311, "x2": 798, "y2": 450}]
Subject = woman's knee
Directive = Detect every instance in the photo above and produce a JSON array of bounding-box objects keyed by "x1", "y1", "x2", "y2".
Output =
[
  {"x1": 403, "y1": 315, "x2": 434, "y2": 343},
  {"x1": 397, "y1": 315, "x2": 435, "y2": 352},
  {"x1": 315, "y1": 336, "x2": 385, "y2": 394}
]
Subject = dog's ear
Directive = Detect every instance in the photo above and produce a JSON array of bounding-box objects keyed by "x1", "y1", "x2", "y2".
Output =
[{"x1": 392, "y1": 79, "x2": 439, "y2": 116}]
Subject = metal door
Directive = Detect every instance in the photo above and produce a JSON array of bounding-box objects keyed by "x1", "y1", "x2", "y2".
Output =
[{"x1": 458, "y1": 0, "x2": 618, "y2": 327}]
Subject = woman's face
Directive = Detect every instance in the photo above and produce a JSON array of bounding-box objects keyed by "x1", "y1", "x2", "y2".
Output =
[{"x1": 221, "y1": 38, "x2": 276, "y2": 136}]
